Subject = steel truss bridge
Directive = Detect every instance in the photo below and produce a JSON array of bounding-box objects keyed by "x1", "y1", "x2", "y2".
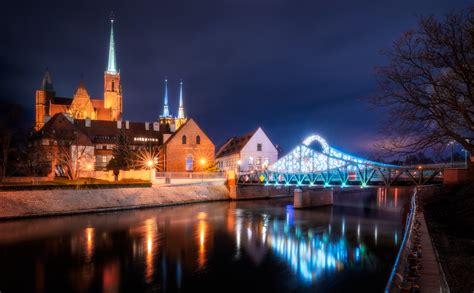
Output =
[{"x1": 237, "y1": 135, "x2": 463, "y2": 187}]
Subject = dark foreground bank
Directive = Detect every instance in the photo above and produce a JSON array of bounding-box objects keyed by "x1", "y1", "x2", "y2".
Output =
[{"x1": 422, "y1": 184, "x2": 474, "y2": 293}]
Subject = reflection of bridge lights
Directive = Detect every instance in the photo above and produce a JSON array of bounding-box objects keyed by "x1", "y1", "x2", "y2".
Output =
[{"x1": 374, "y1": 225, "x2": 378, "y2": 245}]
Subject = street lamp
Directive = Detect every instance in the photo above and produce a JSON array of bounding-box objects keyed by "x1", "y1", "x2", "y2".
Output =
[
  {"x1": 147, "y1": 160, "x2": 154, "y2": 169},
  {"x1": 448, "y1": 141, "x2": 455, "y2": 167},
  {"x1": 461, "y1": 149, "x2": 468, "y2": 168},
  {"x1": 237, "y1": 160, "x2": 242, "y2": 174}
]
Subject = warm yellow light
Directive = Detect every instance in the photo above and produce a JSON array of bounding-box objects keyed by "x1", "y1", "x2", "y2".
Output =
[
  {"x1": 147, "y1": 160, "x2": 154, "y2": 168},
  {"x1": 200, "y1": 158, "x2": 206, "y2": 166},
  {"x1": 87, "y1": 164, "x2": 92, "y2": 170},
  {"x1": 237, "y1": 160, "x2": 242, "y2": 165}
]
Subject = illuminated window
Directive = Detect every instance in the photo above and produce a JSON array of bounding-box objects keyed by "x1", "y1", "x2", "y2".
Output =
[
  {"x1": 257, "y1": 143, "x2": 262, "y2": 151},
  {"x1": 196, "y1": 135, "x2": 201, "y2": 144},
  {"x1": 182, "y1": 135, "x2": 187, "y2": 144},
  {"x1": 249, "y1": 157, "x2": 254, "y2": 165},
  {"x1": 102, "y1": 156, "x2": 107, "y2": 163},
  {"x1": 185, "y1": 154, "x2": 193, "y2": 171},
  {"x1": 256, "y1": 157, "x2": 262, "y2": 165}
]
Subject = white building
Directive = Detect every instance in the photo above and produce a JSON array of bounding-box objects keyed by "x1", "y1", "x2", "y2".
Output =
[{"x1": 216, "y1": 127, "x2": 278, "y2": 172}]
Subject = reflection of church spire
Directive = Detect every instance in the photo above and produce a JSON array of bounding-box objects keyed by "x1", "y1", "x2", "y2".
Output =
[
  {"x1": 161, "y1": 79, "x2": 170, "y2": 117},
  {"x1": 178, "y1": 80, "x2": 185, "y2": 119},
  {"x1": 107, "y1": 13, "x2": 118, "y2": 74}
]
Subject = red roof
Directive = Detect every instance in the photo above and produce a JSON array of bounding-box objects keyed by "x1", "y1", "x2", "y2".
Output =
[{"x1": 215, "y1": 128, "x2": 258, "y2": 158}]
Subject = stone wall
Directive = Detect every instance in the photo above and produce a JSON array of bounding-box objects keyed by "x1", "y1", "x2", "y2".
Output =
[
  {"x1": 80, "y1": 169, "x2": 153, "y2": 182},
  {"x1": 0, "y1": 184, "x2": 230, "y2": 220},
  {"x1": 230, "y1": 184, "x2": 294, "y2": 199},
  {"x1": 443, "y1": 168, "x2": 474, "y2": 185}
]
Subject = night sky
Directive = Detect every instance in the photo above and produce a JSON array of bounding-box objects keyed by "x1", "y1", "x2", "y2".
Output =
[{"x1": 1, "y1": 0, "x2": 470, "y2": 155}]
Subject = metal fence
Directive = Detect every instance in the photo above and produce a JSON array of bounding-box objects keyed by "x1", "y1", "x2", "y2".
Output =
[
  {"x1": 155, "y1": 172, "x2": 226, "y2": 179},
  {"x1": 385, "y1": 188, "x2": 418, "y2": 292}
]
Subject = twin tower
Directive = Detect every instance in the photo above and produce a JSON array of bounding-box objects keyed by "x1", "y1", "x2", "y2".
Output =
[{"x1": 35, "y1": 16, "x2": 187, "y2": 131}]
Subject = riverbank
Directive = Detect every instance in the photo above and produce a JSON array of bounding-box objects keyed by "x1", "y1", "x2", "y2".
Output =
[
  {"x1": 0, "y1": 184, "x2": 230, "y2": 220},
  {"x1": 421, "y1": 183, "x2": 474, "y2": 293}
]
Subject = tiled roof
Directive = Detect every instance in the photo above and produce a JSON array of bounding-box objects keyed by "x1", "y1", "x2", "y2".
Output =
[
  {"x1": 40, "y1": 113, "x2": 93, "y2": 146},
  {"x1": 74, "y1": 119, "x2": 168, "y2": 144},
  {"x1": 215, "y1": 129, "x2": 258, "y2": 158}
]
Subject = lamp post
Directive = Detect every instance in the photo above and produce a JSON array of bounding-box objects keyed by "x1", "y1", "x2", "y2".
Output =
[
  {"x1": 200, "y1": 159, "x2": 206, "y2": 183},
  {"x1": 462, "y1": 149, "x2": 468, "y2": 168},
  {"x1": 448, "y1": 141, "x2": 455, "y2": 167},
  {"x1": 237, "y1": 160, "x2": 242, "y2": 175}
]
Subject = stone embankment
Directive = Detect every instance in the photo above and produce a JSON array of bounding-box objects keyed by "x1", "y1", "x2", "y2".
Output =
[{"x1": 0, "y1": 184, "x2": 230, "y2": 220}]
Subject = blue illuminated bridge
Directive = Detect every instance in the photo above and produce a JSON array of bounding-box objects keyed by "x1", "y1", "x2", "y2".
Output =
[{"x1": 238, "y1": 135, "x2": 461, "y2": 187}]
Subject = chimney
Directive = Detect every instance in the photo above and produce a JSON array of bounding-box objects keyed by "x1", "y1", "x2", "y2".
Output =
[
  {"x1": 153, "y1": 122, "x2": 160, "y2": 131},
  {"x1": 85, "y1": 119, "x2": 91, "y2": 127},
  {"x1": 117, "y1": 120, "x2": 122, "y2": 129},
  {"x1": 145, "y1": 122, "x2": 149, "y2": 130},
  {"x1": 125, "y1": 120, "x2": 129, "y2": 129}
]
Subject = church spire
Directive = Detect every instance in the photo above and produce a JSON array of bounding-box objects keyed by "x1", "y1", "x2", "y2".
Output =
[
  {"x1": 177, "y1": 80, "x2": 185, "y2": 119},
  {"x1": 107, "y1": 14, "x2": 118, "y2": 74},
  {"x1": 40, "y1": 68, "x2": 54, "y2": 92},
  {"x1": 161, "y1": 79, "x2": 170, "y2": 117}
]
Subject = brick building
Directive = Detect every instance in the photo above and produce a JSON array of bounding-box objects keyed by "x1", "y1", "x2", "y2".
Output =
[
  {"x1": 39, "y1": 113, "x2": 215, "y2": 174},
  {"x1": 35, "y1": 17, "x2": 122, "y2": 130},
  {"x1": 34, "y1": 16, "x2": 215, "y2": 175}
]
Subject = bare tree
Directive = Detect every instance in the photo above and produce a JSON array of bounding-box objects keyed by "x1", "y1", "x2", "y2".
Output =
[
  {"x1": 370, "y1": 7, "x2": 474, "y2": 156},
  {"x1": 45, "y1": 131, "x2": 94, "y2": 180}
]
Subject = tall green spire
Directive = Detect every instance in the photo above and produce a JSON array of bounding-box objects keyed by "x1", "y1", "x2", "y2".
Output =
[
  {"x1": 178, "y1": 80, "x2": 185, "y2": 119},
  {"x1": 107, "y1": 15, "x2": 118, "y2": 74},
  {"x1": 161, "y1": 79, "x2": 170, "y2": 117}
]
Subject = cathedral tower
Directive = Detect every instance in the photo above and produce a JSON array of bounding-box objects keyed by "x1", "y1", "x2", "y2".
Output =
[
  {"x1": 175, "y1": 80, "x2": 187, "y2": 129},
  {"x1": 104, "y1": 15, "x2": 122, "y2": 121},
  {"x1": 159, "y1": 79, "x2": 173, "y2": 126},
  {"x1": 35, "y1": 69, "x2": 55, "y2": 130}
]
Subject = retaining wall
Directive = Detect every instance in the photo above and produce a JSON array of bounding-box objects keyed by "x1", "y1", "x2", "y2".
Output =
[{"x1": 0, "y1": 184, "x2": 230, "y2": 220}]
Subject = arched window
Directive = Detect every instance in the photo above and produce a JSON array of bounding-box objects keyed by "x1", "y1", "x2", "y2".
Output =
[
  {"x1": 185, "y1": 154, "x2": 193, "y2": 171},
  {"x1": 196, "y1": 135, "x2": 201, "y2": 144},
  {"x1": 112, "y1": 81, "x2": 115, "y2": 91},
  {"x1": 182, "y1": 135, "x2": 187, "y2": 144}
]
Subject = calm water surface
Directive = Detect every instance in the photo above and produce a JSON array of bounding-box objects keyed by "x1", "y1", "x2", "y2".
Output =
[{"x1": 0, "y1": 188, "x2": 412, "y2": 292}]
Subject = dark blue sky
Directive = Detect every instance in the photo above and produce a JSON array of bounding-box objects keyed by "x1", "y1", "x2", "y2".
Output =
[{"x1": 0, "y1": 0, "x2": 470, "y2": 155}]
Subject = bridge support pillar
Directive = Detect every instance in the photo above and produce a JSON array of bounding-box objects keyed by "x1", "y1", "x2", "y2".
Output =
[{"x1": 294, "y1": 188, "x2": 333, "y2": 209}]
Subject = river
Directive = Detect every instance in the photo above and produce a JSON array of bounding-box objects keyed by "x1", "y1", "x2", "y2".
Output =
[{"x1": 0, "y1": 187, "x2": 412, "y2": 292}]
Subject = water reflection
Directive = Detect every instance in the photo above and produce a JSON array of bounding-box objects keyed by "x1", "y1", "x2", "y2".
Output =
[
  {"x1": 85, "y1": 227, "x2": 94, "y2": 262},
  {"x1": 0, "y1": 187, "x2": 412, "y2": 292}
]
